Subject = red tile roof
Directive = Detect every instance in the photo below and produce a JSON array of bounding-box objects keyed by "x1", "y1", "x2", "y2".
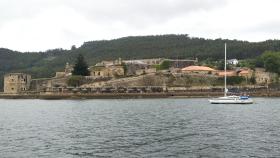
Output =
[
  {"x1": 218, "y1": 71, "x2": 236, "y2": 76},
  {"x1": 182, "y1": 66, "x2": 215, "y2": 71}
]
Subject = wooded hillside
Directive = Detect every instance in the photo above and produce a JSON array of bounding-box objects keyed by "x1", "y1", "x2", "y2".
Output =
[{"x1": 1, "y1": 34, "x2": 280, "y2": 90}]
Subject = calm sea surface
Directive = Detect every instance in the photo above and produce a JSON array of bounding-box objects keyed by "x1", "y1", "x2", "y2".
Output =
[{"x1": 0, "y1": 98, "x2": 280, "y2": 157}]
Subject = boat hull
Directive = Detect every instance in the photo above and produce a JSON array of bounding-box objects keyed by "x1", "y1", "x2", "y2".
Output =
[{"x1": 209, "y1": 98, "x2": 253, "y2": 104}]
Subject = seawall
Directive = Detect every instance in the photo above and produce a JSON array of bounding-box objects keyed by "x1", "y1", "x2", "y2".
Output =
[{"x1": 0, "y1": 91, "x2": 279, "y2": 99}]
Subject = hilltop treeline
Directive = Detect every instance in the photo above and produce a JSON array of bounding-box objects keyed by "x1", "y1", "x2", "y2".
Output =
[{"x1": 1, "y1": 34, "x2": 280, "y2": 90}]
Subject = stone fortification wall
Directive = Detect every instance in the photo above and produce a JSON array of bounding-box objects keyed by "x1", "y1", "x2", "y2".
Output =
[{"x1": 30, "y1": 77, "x2": 68, "y2": 92}]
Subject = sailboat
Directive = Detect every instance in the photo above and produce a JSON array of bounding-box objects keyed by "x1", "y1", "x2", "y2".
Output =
[{"x1": 209, "y1": 43, "x2": 253, "y2": 104}]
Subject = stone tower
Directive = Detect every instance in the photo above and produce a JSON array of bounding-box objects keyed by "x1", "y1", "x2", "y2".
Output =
[
  {"x1": 4, "y1": 73, "x2": 31, "y2": 94},
  {"x1": 65, "y1": 62, "x2": 73, "y2": 76}
]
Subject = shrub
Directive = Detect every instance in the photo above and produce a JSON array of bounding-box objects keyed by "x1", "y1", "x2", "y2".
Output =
[{"x1": 67, "y1": 76, "x2": 84, "y2": 87}]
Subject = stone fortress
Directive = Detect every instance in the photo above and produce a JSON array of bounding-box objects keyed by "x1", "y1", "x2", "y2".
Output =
[{"x1": 3, "y1": 57, "x2": 278, "y2": 94}]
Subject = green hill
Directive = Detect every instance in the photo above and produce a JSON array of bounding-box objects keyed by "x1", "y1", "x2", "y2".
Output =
[{"x1": 1, "y1": 34, "x2": 280, "y2": 90}]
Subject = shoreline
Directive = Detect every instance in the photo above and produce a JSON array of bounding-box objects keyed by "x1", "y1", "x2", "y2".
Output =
[{"x1": 0, "y1": 91, "x2": 279, "y2": 99}]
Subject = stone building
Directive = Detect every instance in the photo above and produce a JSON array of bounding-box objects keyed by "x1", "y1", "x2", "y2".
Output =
[
  {"x1": 30, "y1": 77, "x2": 68, "y2": 93},
  {"x1": 55, "y1": 63, "x2": 74, "y2": 78},
  {"x1": 238, "y1": 69, "x2": 253, "y2": 78},
  {"x1": 95, "y1": 58, "x2": 123, "y2": 67},
  {"x1": 4, "y1": 73, "x2": 31, "y2": 94},
  {"x1": 135, "y1": 68, "x2": 157, "y2": 75},
  {"x1": 125, "y1": 61, "x2": 149, "y2": 76},
  {"x1": 123, "y1": 58, "x2": 198, "y2": 68},
  {"x1": 255, "y1": 68, "x2": 278, "y2": 85},
  {"x1": 90, "y1": 58, "x2": 125, "y2": 78},
  {"x1": 55, "y1": 72, "x2": 66, "y2": 78},
  {"x1": 65, "y1": 62, "x2": 73, "y2": 76},
  {"x1": 123, "y1": 58, "x2": 163, "y2": 65},
  {"x1": 165, "y1": 58, "x2": 198, "y2": 68},
  {"x1": 90, "y1": 66, "x2": 124, "y2": 78}
]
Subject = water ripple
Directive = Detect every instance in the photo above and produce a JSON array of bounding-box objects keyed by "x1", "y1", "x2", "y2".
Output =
[{"x1": 0, "y1": 98, "x2": 280, "y2": 157}]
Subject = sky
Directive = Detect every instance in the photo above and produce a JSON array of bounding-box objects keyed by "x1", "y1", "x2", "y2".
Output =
[{"x1": 0, "y1": 0, "x2": 279, "y2": 52}]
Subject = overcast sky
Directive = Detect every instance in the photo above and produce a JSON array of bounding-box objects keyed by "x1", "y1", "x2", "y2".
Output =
[{"x1": 0, "y1": 0, "x2": 279, "y2": 52}]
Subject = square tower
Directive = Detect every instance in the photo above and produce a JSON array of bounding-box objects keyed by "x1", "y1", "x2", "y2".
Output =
[{"x1": 4, "y1": 73, "x2": 31, "y2": 94}]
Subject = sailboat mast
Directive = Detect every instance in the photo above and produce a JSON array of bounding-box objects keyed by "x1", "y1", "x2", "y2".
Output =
[{"x1": 224, "y1": 43, "x2": 227, "y2": 97}]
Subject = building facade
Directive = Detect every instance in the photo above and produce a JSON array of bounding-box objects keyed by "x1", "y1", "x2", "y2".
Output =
[
  {"x1": 255, "y1": 68, "x2": 278, "y2": 85},
  {"x1": 55, "y1": 63, "x2": 74, "y2": 78},
  {"x1": 4, "y1": 73, "x2": 31, "y2": 94},
  {"x1": 123, "y1": 58, "x2": 163, "y2": 65},
  {"x1": 90, "y1": 65, "x2": 125, "y2": 78},
  {"x1": 227, "y1": 59, "x2": 239, "y2": 65}
]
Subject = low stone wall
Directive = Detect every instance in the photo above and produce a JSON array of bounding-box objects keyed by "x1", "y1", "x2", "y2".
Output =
[
  {"x1": 0, "y1": 90, "x2": 278, "y2": 99},
  {"x1": 30, "y1": 77, "x2": 68, "y2": 92}
]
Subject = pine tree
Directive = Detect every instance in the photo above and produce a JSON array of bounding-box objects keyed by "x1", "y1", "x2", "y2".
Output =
[{"x1": 72, "y1": 54, "x2": 90, "y2": 76}]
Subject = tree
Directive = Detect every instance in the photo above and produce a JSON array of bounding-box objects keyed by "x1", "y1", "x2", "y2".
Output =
[
  {"x1": 227, "y1": 76, "x2": 245, "y2": 85},
  {"x1": 260, "y1": 51, "x2": 280, "y2": 74},
  {"x1": 216, "y1": 60, "x2": 232, "y2": 70},
  {"x1": 71, "y1": 45, "x2": 77, "y2": 51},
  {"x1": 72, "y1": 54, "x2": 90, "y2": 76},
  {"x1": 156, "y1": 60, "x2": 172, "y2": 70},
  {"x1": 264, "y1": 57, "x2": 280, "y2": 73}
]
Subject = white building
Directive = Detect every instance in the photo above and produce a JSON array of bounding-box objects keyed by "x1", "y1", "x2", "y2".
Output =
[{"x1": 227, "y1": 59, "x2": 239, "y2": 65}]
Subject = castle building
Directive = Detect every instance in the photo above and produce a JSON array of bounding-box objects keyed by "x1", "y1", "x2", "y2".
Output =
[
  {"x1": 89, "y1": 58, "x2": 125, "y2": 78},
  {"x1": 90, "y1": 65, "x2": 125, "y2": 78},
  {"x1": 4, "y1": 73, "x2": 31, "y2": 94}
]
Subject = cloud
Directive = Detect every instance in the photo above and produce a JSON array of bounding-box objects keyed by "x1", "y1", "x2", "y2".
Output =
[
  {"x1": 0, "y1": 0, "x2": 57, "y2": 26},
  {"x1": 0, "y1": 0, "x2": 280, "y2": 52},
  {"x1": 0, "y1": 0, "x2": 227, "y2": 26},
  {"x1": 0, "y1": 0, "x2": 228, "y2": 51},
  {"x1": 0, "y1": 6, "x2": 93, "y2": 51},
  {"x1": 66, "y1": 0, "x2": 227, "y2": 26}
]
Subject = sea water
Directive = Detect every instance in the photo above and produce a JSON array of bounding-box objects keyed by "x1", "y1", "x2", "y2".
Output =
[{"x1": 0, "y1": 98, "x2": 279, "y2": 157}]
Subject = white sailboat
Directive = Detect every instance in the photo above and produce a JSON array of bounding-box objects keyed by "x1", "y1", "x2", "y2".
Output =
[{"x1": 209, "y1": 43, "x2": 253, "y2": 104}]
